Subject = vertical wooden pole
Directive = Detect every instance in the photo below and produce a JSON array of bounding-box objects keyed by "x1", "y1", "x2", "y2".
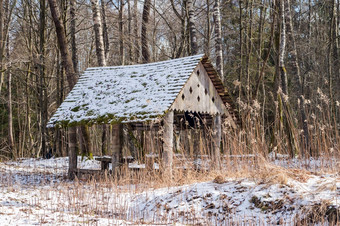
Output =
[
  {"x1": 212, "y1": 113, "x2": 221, "y2": 169},
  {"x1": 112, "y1": 124, "x2": 123, "y2": 174},
  {"x1": 68, "y1": 127, "x2": 78, "y2": 179},
  {"x1": 163, "y1": 111, "x2": 174, "y2": 175}
]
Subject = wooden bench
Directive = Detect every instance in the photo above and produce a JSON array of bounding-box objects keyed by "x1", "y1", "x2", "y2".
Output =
[
  {"x1": 95, "y1": 156, "x2": 135, "y2": 170},
  {"x1": 145, "y1": 154, "x2": 159, "y2": 170}
]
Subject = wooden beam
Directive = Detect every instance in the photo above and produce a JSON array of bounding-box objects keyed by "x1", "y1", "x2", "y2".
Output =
[{"x1": 163, "y1": 110, "x2": 174, "y2": 176}]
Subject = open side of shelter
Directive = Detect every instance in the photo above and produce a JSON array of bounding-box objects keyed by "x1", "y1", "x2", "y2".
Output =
[{"x1": 47, "y1": 54, "x2": 240, "y2": 176}]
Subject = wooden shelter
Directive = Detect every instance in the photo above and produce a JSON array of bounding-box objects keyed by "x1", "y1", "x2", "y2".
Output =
[{"x1": 47, "y1": 54, "x2": 240, "y2": 174}]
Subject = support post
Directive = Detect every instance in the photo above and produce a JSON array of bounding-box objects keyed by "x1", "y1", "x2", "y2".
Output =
[
  {"x1": 68, "y1": 127, "x2": 78, "y2": 179},
  {"x1": 111, "y1": 124, "x2": 123, "y2": 174},
  {"x1": 212, "y1": 113, "x2": 221, "y2": 169},
  {"x1": 163, "y1": 110, "x2": 174, "y2": 176}
]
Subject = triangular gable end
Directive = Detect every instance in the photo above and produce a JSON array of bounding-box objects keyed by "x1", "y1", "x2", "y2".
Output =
[{"x1": 170, "y1": 62, "x2": 232, "y2": 119}]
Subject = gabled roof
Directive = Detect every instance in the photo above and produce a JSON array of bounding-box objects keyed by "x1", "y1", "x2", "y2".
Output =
[{"x1": 47, "y1": 54, "x2": 239, "y2": 128}]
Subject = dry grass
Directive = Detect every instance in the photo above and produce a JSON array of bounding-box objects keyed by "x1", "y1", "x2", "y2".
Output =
[{"x1": 1, "y1": 97, "x2": 339, "y2": 225}]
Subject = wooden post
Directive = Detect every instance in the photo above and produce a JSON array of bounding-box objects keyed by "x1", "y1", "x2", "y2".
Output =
[
  {"x1": 163, "y1": 110, "x2": 174, "y2": 175},
  {"x1": 212, "y1": 113, "x2": 221, "y2": 169},
  {"x1": 68, "y1": 127, "x2": 78, "y2": 179},
  {"x1": 111, "y1": 124, "x2": 123, "y2": 174}
]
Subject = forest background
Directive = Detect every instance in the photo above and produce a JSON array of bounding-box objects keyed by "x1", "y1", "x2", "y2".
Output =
[{"x1": 0, "y1": 0, "x2": 339, "y2": 161}]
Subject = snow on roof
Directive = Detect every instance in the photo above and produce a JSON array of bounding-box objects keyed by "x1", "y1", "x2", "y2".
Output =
[{"x1": 47, "y1": 54, "x2": 208, "y2": 128}]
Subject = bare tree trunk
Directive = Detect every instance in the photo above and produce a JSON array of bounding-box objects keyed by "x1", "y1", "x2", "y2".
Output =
[
  {"x1": 187, "y1": 0, "x2": 198, "y2": 55},
  {"x1": 170, "y1": 0, "x2": 186, "y2": 58},
  {"x1": 276, "y1": 0, "x2": 299, "y2": 157},
  {"x1": 118, "y1": 0, "x2": 124, "y2": 65},
  {"x1": 133, "y1": 0, "x2": 139, "y2": 62},
  {"x1": 284, "y1": 0, "x2": 310, "y2": 156},
  {"x1": 70, "y1": 0, "x2": 91, "y2": 156},
  {"x1": 70, "y1": 0, "x2": 78, "y2": 74},
  {"x1": 238, "y1": 0, "x2": 243, "y2": 104},
  {"x1": 0, "y1": 0, "x2": 3, "y2": 94},
  {"x1": 246, "y1": 0, "x2": 254, "y2": 102},
  {"x1": 7, "y1": 62, "x2": 14, "y2": 157},
  {"x1": 0, "y1": 0, "x2": 15, "y2": 94},
  {"x1": 279, "y1": 0, "x2": 288, "y2": 96},
  {"x1": 213, "y1": 0, "x2": 223, "y2": 78},
  {"x1": 141, "y1": 0, "x2": 151, "y2": 63},
  {"x1": 91, "y1": 0, "x2": 107, "y2": 66},
  {"x1": 205, "y1": 0, "x2": 210, "y2": 56},
  {"x1": 91, "y1": 0, "x2": 109, "y2": 157},
  {"x1": 331, "y1": 0, "x2": 338, "y2": 119},
  {"x1": 39, "y1": 0, "x2": 47, "y2": 158},
  {"x1": 127, "y1": 0, "x2": 133, "y2": 63},
  {"x1": 48, "y1": 0, "x2": 78, "y2": 179},
  {"x1": 101, "y1": 0, "x2": 110, "y2": 59}
]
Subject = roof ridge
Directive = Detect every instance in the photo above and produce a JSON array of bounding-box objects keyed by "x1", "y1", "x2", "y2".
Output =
[{"x1": 86, "y1": 54, "x2": 205, "y2": 70}]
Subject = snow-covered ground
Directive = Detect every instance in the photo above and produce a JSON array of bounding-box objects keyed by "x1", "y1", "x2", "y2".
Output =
[{"x1": 0, "y1": 157, "x2": 339, "y2": 225}]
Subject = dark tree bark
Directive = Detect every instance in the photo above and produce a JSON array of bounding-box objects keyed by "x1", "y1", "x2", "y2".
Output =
[
  {"x1": 141, "y1": 0, "x2": 151, "y2": 63},
  {"x1": 205, "y1": 0, "x2": 210, "y2": 56},
  {"x1": 7, "y1": 62, "x2": 14, "y2": 157},
  {"x1": 118, "y1": 0, "x2": 125, "y2": 65},
  {"x1": 70, "y1": 0, "x2": 78, "y2": 74},
  {"x1": 39, "y1": 0, "x2": 47, "y2": 158},
  {"x1": 170, "y1": 0, "x2": 186, "y2": 58},
  {"x1": 48, "y1": 0, "x2": 78, "y2": 179},
  {"x1": 127, "y1": 0, "x2": 133, "y2": 63},
  {"x1": 0, "y1": 0, "x2": 3, "y2": 94},
  {"x1": 133, "y1": 0, "x2": 139, "y2": 62},
  {"x1": 70, "y1": 0, "x2": 91, "y2": 157}
]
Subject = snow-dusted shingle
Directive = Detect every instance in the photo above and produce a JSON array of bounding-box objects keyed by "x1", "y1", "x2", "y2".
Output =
[
  {"x1": 47, "y1": 54, "x2": 240, "y2": 128},
  {"x1": 47, "y1": 54, "x2": 207, "y2": 128}
]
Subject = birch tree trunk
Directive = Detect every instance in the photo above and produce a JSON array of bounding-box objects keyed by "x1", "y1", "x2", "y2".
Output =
[
  {"x1": 187, "y1": 0, "x2": 198, "y2": 55},
  {"x1": 70, "y1": 0, "x2": 78, "y2": 74},
  {"x1": 279, "y1": 0, "x2": 288, "y2": 96},
  {"x1": 141, "y1": 0, "x2": 151, "y2": 63},
  {"x1": 0, "y1": 0, "x2": 15, "y2": 94},
  {"x1": 91, "y1": 0, "x2": 109, "y2": 158},
  {"x1": 48, "y1": 0, "x2": 78, "y2": 179},
  {"x1": 276, "y1": 0, "x2": 299, "y2": 157},
  {"x1": 213, "y1": 0, "x2": 223, "y2": 78},
  {"x1": 284, "y1": 0, "x2": 310, "y2": 156},
  {"x1": 101, "y1": 0, "x2": 109, "y2": 58},
  {"x1": 91, "y1": 0, "x2": 106, "y2": 66}
]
